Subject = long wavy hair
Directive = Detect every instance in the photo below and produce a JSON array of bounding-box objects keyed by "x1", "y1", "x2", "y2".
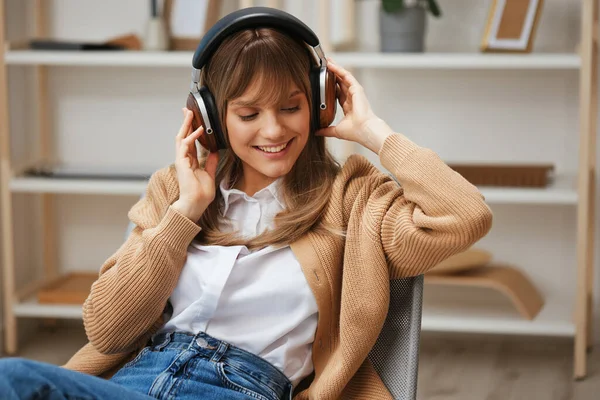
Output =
[{"x1": 194, "y1": 28, "x2": 342, "y2": 250}]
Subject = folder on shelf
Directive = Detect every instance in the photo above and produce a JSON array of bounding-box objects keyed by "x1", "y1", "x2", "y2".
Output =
[
  {"x1": 24, "y1": 163, "x2": 154, "y2": 181},
  {"x1": 29, "y1": 39, "x2": 126, "y2": 51}
]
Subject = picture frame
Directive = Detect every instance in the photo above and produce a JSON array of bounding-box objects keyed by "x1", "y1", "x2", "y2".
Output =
[
  {"x1": 481, "y1": 0, "x2": 544, "y2": 53},
  {"x1": 163, "y1": 0, "x2": 221, "y2": 51}
]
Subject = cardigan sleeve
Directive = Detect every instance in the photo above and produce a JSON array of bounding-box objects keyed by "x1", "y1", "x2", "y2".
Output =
[
  {"x1": 82, "y1": 166, "x2": 201, "y2": 354},
  {"x1": 340, "y1": 133, "x2": 493, "y2": 279}
]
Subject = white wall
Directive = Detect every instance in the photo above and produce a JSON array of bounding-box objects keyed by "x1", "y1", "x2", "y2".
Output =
[{"x1": 3, "y1": 0, "x2": 599, "y2": 343}]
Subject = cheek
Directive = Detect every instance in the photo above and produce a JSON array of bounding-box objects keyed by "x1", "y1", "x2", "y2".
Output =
[
  {"x1": 296, "y1": 109, "x2": 311, "y2": 144},
  {"x1": 225, "y1": 118, "x2": 253, "y2": 151}
]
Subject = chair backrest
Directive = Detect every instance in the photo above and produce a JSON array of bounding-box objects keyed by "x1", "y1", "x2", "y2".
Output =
[
  {"x1": 367, "y1": 176, "x2": 423, "y2": 400},
  {"x1": 368, "y1": 275, "x2": 424, "y2": 400}
]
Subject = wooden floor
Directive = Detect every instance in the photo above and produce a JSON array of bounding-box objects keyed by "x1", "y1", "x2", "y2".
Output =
[
  {"x1": 3, "y1": 324, "x2": 599, "y2": 399},
  {"x1": 417, "y1": 333, "x2": 599, "y2": 400}
]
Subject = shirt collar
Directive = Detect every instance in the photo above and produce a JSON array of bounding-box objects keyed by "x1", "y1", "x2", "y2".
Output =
[{"x1": 220, "y1": 176, "x2": 285, "y2": 217}]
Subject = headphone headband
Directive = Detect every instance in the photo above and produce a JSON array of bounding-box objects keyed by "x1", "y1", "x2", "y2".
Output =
[
  {"x1": 186, "y1": 6, "x2": 336, "y2": 152},
  {"x1": 192, "y1": 7, "x2": 321, "y2": 71}
]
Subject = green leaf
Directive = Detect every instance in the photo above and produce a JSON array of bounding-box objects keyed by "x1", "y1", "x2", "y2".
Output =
[
  {"x1": 427, "y1": 0, "x2": 442, "y2": 17},
  {"x1": 382, "y1": 0, "x2": 404, "y2": 14}
]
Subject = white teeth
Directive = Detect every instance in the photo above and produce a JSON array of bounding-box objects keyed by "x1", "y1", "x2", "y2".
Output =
[{"x1": 257, "y1": 142, "x2": 289, "y2": 153}]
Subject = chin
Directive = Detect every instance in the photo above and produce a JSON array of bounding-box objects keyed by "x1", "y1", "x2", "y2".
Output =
[{"x1": 257, "y1": 163, "x2": 294, "y2": 179}]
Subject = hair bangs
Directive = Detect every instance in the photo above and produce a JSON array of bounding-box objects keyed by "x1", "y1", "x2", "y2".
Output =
[{"x1": 225, "y1": 29, "x2": 312, "y2": 108}]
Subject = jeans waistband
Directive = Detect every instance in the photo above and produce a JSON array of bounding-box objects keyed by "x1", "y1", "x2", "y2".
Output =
[{"x1": 150, "y1": 331, "x2": 292, "y2": 399}]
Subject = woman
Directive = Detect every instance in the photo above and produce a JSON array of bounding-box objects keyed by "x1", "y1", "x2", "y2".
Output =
[{"x1": 0, "y1": 15, "x2": 492, "y2": 400}]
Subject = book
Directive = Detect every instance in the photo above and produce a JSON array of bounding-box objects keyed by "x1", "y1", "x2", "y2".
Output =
[{"x1": 29, "y1": 39, "x2": 125, "y2": 51}]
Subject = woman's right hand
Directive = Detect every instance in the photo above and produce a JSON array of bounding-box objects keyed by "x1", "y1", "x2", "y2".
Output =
[{"x1": 171, "y1": 108, "x2": 219, "y2": 222}]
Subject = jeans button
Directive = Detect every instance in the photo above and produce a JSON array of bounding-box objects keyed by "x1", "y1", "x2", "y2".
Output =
[{"x1": 196, "y1": 337, "x2": 209, "y2": 347}]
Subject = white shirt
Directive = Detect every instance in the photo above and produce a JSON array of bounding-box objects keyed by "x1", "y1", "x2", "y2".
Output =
[{"x1": 159, "y1": 178, "x2": 318, "y2": 387}]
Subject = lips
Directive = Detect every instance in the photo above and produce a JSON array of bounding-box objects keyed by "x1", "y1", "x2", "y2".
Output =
[{"x1": 254, "y1": 138, "x2": 293, "y2": 153}]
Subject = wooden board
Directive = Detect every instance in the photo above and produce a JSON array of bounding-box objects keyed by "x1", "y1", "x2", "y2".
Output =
[
  {"x1": 425, "y1": 265, "x2": 545, "y2": 320},
  {"x1": 427, "y1": 248, "x2": 492, "y2": 275},
  {"x1": 447, "y1": 163, "x2": 554, "y2": 187},
  {"x1": 37, "y1": 272, "x2": 97, "y2": 305}
]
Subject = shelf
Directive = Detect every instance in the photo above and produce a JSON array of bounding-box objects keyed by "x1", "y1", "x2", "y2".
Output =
[
  {"x1": 4, "y1": 50, "x2": 581, "y2": 70},
  {"x1": 421, "y1": 285, "x2": 575, "y2": 337},
  {"x1": 331, "y1": 52, "x2": 581, "y2": 70},
  {"x1": 9, "y1": 174, "x2": 577, "y2": 203},
  {"x1": 4, "y1": 50, "x2": 193, "y2": 67},
  {"x1": 14, "y1": 282, "x2": 575, "y2": 338},
  {"x1": 477, "y1": 175, "x2": 578, "y2": 205},
  {"x1": 13, "y1": 273, "x2": 95, "y2": 319},
  {"x1": 13, "y1": 297, "x2": 83, "y2": 319},
  {"x1": 10, "y1": 176, "x2": 148, "y2": 195}
]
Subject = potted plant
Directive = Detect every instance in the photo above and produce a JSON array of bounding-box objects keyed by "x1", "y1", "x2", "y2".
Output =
[{"x1": 380, "y1": 0, "x2": 441, "y2": 52}]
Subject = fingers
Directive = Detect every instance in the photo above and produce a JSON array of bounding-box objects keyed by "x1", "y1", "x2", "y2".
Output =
[
  {"x1": 177, "y1": 108, "x2": 194, "y2": 142},
  {"x1": 327, "y1": 58, "x2": 361, "y2": 91},
  {"x1": 315, "y1": 125, "x2": 339, "y2": 138},
  {"x1": 336, "y1": 82, "x2": 348, "y2": 107},
  {"x1": 176, "y1": 108, "x2": 198, "y2": 162},
  {"x1": 177, "y1": 122, "x2": 199, "y2": 158},
  {"x1": 204, "y1": 151, "x2": 219, "y2": 180},
  {"x1": 178, "y1": 126, "x2": 202, "y2": 163},
  {"x1": 182, "y1": 125, "x2": 203, "y2": 146}
]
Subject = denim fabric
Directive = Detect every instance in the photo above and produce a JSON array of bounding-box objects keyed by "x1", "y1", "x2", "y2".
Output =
[
  {"x1": 0, "y1": 331, "x2": 293, "y2": 400},
  {"x1": 111, "y1": 331, "x2": 293, "y2": 400},
  {"x1": 0, "y1": 357, "x2": 154, "y2": 400}
]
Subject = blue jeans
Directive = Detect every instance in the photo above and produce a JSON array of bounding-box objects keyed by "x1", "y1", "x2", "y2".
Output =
[{"x1": 0, "y1": 331, "x2": 293, "y2": 400}]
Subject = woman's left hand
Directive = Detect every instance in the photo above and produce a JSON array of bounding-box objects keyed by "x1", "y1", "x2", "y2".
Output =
[{"x1": 315, "y1": 58, "x2": 392, "y2": 154}]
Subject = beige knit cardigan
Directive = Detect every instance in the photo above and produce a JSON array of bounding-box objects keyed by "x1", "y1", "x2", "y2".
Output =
[{"x1": 64, "y1": 133, "x2": 493, "y2": 399}]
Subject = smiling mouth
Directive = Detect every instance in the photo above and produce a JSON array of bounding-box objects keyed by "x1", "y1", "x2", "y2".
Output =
[{"x1": 254, "y1": 138, "x2": 293, "y2": 153}]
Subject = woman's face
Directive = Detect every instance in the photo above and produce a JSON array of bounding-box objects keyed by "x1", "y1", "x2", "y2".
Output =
[{"x1": 226, "y1": 81, "x2": 311, "y2": 191}]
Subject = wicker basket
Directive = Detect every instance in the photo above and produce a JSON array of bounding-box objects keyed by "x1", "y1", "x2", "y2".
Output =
[{"x1": 447, "y1": 163, "x2": 554, "y2": 187}]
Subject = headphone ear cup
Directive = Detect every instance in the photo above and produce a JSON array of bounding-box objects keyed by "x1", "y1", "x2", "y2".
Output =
[
  {"x1": 310, "y1": 66, "x2": 337, "y2": 131},
  {"x1": 186, "y1": 92, "x2": 219, "y2": 152},
  {"x1": 198, "y1": 87, "x2": 227, "y2": 151},
  {"x1": 322, "y1": 68, "x2": 337, "y2": 127},
  {"x1": 309, "y1": 67, "x2": 321, "y2": 133}
]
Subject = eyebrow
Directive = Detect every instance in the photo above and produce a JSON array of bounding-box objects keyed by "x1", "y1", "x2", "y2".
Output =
[{"x1": 230, "y1": 90, "x2": 303, "y2": 107}]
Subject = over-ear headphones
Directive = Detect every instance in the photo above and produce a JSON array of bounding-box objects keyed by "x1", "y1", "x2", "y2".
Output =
[{"x1": 186, "y1": 7, "x2": 337, "y2": 152}]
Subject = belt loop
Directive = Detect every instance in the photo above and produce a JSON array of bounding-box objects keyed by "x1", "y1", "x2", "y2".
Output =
[
  {"x1": 151, "y1": 331, "x2": 172, "y2": 351},
  {"x1": 210, "y1": 341, "x2": 229, "y2": 363}
]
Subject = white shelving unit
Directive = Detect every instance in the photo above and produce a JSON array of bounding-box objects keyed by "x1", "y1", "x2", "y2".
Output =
[
  {"x1": 10, "y1": 176, "x2": 149, "y2": 195},
  {"x1": 422, "y1": 296, "x2": 576, "y2": 337},
  {"x1": 5, "y1": 173, "x2": 577, "y2": 202},
  {"x1": 13, "y1": 297, "x2": 83, "y2": 319},
  {"x1": 4, "y1": 49, "x2": 582, "y2": 70},
  {"x1": 0, "y1": 0, "x2": 596, "y2": 380},
  {"x1": 12, "y1": 294, "x2": 576, "y2": 338}
]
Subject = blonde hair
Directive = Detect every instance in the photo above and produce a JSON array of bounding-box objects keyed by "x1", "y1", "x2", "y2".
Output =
[{"x1": 196, "y1": 28, "x2": 342, "y2": 250}]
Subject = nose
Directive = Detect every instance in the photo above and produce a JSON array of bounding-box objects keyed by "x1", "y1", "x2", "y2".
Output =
[{"x1": 260, "y1": 110, "x2": 285, "y2": 140}]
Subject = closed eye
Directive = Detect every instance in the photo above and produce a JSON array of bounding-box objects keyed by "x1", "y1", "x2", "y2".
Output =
[
  {"x1": 240, "y1": 113, "x2": 258, "y2": 121},
  {"x1": 239, "y1": 106, "x2": 300, "y2": 122}
]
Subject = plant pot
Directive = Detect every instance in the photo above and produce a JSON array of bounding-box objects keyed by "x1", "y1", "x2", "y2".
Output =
[{"x1": 380, "y1": 6, "x2": 426, "y2": 52}]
